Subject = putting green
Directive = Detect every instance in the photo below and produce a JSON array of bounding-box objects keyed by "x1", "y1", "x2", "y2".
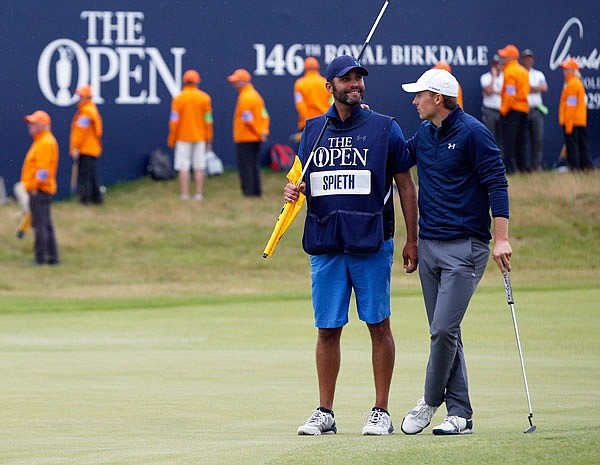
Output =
[{"x1": 0, "y1": 287, "x2": 598, "y2": 464}]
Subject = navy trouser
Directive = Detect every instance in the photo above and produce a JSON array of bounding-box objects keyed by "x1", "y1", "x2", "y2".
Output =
[
  {"x1": 78, "y1": 154, "x2": 103, "y2": 204},
  {"x1": 235, "y1": 142, "x2": 262, "y2": 197},
  {"x1": 29, "y1": 191, "x2": 59, "y2": 264},
  {"x1": 419, "y1": 238, "x2": 489, "y2": 419},
  {"x1": 565, "y1": 127, "x2": 594, "y2": 171}
]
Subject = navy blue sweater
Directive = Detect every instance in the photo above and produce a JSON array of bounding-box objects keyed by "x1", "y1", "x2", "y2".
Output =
[{"x1": 406, "y1": 106, "x2": 509, "y2": 243}]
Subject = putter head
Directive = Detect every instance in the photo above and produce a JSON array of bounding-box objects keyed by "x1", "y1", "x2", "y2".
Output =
[{"x1": 524, "y1": 414, "x2": 536, "y2": 433}]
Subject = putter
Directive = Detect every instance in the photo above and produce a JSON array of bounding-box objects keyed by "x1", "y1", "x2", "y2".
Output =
[
  {"x1": 503, "y1": 271, "x2": 537, "y2": 433},
  {"x1": 298, "y1": 0, "x2": 391, "y2": 185}
]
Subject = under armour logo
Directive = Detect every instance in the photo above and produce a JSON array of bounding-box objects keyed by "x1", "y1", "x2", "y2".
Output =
[
  {"x1": 356, "y1": 135, "x2": 367, "y2": 141},
  {"x1": 448, "y1": 143, "x2": 456, "y2": 149}
]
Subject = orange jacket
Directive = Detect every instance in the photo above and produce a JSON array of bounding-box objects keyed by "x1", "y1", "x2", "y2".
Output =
[
  {"x1": 500, "y1": 60, "x2": 530, "y2": 116},
  {"x1": 70, "y1": 100, "x2": 103, "y2": 157},
  {"x1": 20, "y1": 130, "x2": 59, "y2": 194},
  {"x1": 559, "y1": 74, "x2": 587, "y2": 135},
  {"x1": 232, "y1": 84, "x2": 270, "y2": 143},
  {"x1": 167, "y1": 84, "x2": 213, "y2": 147},
  {"x1": 294, "y1": 70, "x2": 332, "y2": 130}
]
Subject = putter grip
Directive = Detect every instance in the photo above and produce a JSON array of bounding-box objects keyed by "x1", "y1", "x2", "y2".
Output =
[{"x1": 503, "y1": 272, "x2": 514, "y2": 304}]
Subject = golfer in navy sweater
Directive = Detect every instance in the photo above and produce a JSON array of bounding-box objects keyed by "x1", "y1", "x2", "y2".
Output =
[{"x1": 400, "y1": 69, "x2": 512, "y2": 435}]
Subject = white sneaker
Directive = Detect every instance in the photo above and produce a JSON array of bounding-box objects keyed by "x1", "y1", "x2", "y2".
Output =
[
  {"x1": 194, "y1": 194, "x2": 203, "y2": 201},
  {"x1": 432, "y1": 416, "x2": 473, "y2": 435},
  {"x1": 362, "y1": 408, "x2": 394, "y2": 435},
  {"x1": 297, "y1": 409, "x2": 337, "y2": 435},
  {"x1": 401, "y1": 397, "x2": 438, "y2": 435}
]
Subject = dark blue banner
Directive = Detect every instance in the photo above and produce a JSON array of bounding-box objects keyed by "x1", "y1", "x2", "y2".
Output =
[{"x1": 2, "y1": 1, "x2": 598, "y2": 196}]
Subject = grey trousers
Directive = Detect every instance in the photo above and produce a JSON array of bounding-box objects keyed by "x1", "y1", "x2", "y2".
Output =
[
  {"x1": 527, "y1": 109, "x2": 544, "y2": 171},
  {"x1": 419, "y1": 238, "x2": 489, "y2": 418}
]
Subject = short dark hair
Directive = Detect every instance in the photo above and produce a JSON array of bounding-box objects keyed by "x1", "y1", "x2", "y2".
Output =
[
  {"x1": 442, "y1": 95, "x2": 458, "y2": 110},
  {"x1": 427, "y1": 91, "x2": 458, "y2": 110}
]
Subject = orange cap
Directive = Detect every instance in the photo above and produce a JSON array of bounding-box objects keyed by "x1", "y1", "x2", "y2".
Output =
[
  {"x1": 560, "y1": 57, "x2": 580, "y2": 70},
  {"x1": 183, "y1": 69, "x2": 201, "y2": 84},
  {"x1": 24, "y1": 110, "x2": 51, "y2": 126},
  {"x1": 227, "y1": 68, "x2": 252, "y2": 83},
  {"x1": 304, "y1": 57, "x2": 320, "y2": 70},
  {"x1": 433, "y1": 61, "x2": 452, "y2": 73},
  {"x1": 497, "y1": 44, "x2": 519, "y2": 59},
  {"x1": 75, "y1": 84, "x2": 92, "y2": 98}
]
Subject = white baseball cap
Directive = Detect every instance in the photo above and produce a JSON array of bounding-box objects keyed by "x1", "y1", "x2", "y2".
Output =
[{"x1": 401, "y1": 68, "x2": 459, "y2": 97}]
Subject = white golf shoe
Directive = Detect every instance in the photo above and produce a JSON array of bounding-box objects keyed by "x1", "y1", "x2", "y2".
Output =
[
  {"x1": 401, "y1": 397, "x2": 438, "y2": 435},
  {"x1": 297, "y1": 409, "x2": 337, "y2": 435},
  {"x1": 432, "y1": 415, "x2": 473, "y2": 435},
  {"x1": 362, "y1": 408, "x2": 394, "y2": 435}
]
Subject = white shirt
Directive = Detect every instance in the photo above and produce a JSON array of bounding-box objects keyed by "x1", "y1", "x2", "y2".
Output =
[
  {"x1": 480, "y1": 71, "x2": 503, "y2": 110},
  {"x1": 527, "y1": 68, "x2": 547, "y2": 108}
]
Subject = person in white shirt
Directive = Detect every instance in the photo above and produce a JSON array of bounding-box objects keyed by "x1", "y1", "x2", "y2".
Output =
[
  {"x1": 520, "y1": 49, "x2": 548, "y2": 170},
  {"x1": 480, "y1": 55, "x2": 504, "y2": 151}
]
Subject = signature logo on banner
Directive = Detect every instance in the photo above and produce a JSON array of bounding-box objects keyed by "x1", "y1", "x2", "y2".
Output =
[
  {"x1": 38, "y1": 11, "x2": 186, "y2": 106},
  {"x1": 550, "y1": 17, "x2": 599, "y2": 70}
]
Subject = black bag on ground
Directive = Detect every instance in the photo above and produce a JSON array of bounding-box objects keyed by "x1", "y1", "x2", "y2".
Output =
[{"x1": 147, "y1": 148, "x2": 175, "y2": 180}]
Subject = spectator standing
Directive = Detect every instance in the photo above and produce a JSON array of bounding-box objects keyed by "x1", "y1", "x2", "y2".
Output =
[
  {"x1": 286, "y1": 55, "x2": 418, "y2": 436},
  {"x1": 168, "y1": 69, "x2": 213, "y2": 201},
  {"x1": 293, "y1": 57, "x2": 332, "y2": 132},
  {"x1": 227, "y1": 68, "x2": 270, "y2": 197},
  {"x1": 20, "y1": 111, "x2": 60, "y2": 265},
  {"x1": 498, "y1": 44, "x2": 530, "y2": 173},
  {"x1": 521, "y1": 49, "x2": 548, "y2": 171},
  {"x1": 480, "y1": 54, "x2": 504, "y2": 149},
  {"x1": 559, "y1": 58, "x2": 594, "y2": 171},
  {"x1": 399, "y1": 69, "x2": 511, "y2": 436},
  {"x1": 70, "y1": 85, "x2": 103, "y2": 204}
]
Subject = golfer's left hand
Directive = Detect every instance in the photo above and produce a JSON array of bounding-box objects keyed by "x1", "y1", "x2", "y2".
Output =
[{"x1": 492, "y1": 240, "x2": 512, "y2": 273}]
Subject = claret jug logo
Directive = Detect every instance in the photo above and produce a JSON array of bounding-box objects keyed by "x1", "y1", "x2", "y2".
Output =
[{"x1": 38, "y1": 11, "x2": 186, "y2": 106}]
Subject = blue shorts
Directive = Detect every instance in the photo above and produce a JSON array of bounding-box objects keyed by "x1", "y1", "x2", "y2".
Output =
[{"x1": 309, "y1": 239, "x2": 394, "y2": 328}]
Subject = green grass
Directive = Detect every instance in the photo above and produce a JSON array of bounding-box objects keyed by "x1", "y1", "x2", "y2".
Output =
[
  {"x1": 1, "y1": 169, "x2": 598, "y2": 299},
  {"x1": 0, "y1": 290, "x2": 598, "y2": 464},
  {"x1": 0, "y1": 170, "x2": 599, "y2": 464}
]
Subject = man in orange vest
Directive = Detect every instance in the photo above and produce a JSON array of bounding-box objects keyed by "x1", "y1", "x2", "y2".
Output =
[
  {"x1": 294, "y1": 57, "x2": 332, "y2": 132},
  {"x1": 70, "y1": 85, "x2": 103, "y2": 204},
  {"x1": 498, "y1": 44, "x2": 530, "y2": 173},
  {"x1": 168, "y1": 69, "x2": 213, "y2": 201},
  {"x1": 559, "y1": 58, "x2": 594, "y2": 171},
  {"x1": 227, "y1": 68, "x2": 270, "y2": 197},
  {"x1": 21, "y1": 110, "x2": 59, "y2": 265}
]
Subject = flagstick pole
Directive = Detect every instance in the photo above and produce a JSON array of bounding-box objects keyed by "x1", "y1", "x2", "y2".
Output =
[
  {"x1": 357, "y1": 0, "x2": 390, "y2": 61},
  {"x1": 297, "y1": 0, "x2": 391, "y2": 186}
]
